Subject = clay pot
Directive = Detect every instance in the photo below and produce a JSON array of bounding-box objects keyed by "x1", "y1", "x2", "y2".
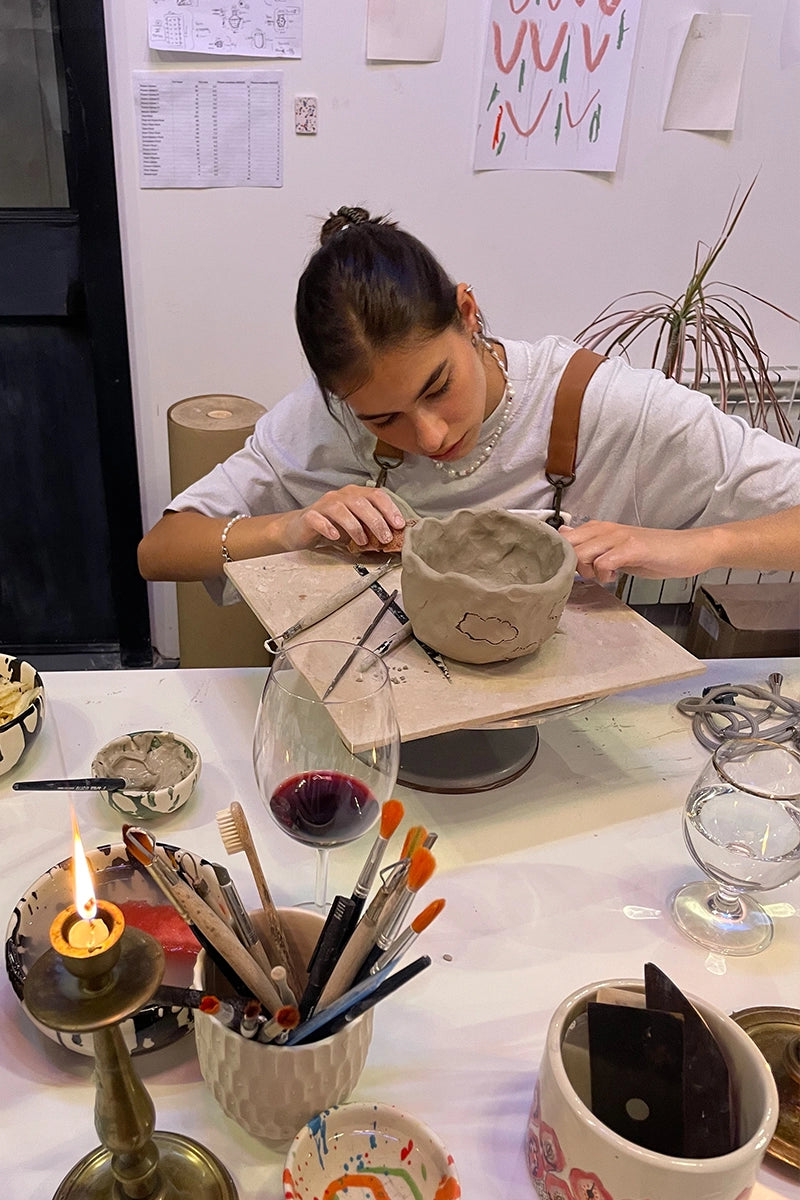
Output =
[{"x1": 401, "y1": 509, "x2": 577, "y2": 665}]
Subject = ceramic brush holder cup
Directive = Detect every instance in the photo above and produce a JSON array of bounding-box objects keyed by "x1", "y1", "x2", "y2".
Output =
[
  {"x1": 193, "y1": 907, "x2": 373, "y2": 1147},
  {"x1": 527, "y1": 977, "x2": 779, "y2": 1200},
  {"x1": 401, "y1": 508, "x2": 577, "y2": 665}
]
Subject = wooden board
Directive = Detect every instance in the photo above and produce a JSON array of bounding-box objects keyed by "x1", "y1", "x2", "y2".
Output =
[{"x1": 226, "y1": 551, "x2": 706, "y2": 743}]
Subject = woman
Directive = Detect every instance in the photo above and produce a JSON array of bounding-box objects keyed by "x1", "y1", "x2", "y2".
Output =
[{"x1": 138, "y1": 206, "x2": 800, "y2": 598}]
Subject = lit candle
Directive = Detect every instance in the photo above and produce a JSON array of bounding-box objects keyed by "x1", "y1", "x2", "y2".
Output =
[{"x1": 67, "y1": 807, "x2": 111, "y2": 952}]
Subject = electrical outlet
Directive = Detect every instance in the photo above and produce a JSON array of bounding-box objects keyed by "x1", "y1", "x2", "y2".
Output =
[{"x1": 294, "y1": 95, "x2": 318, "y2": 135}]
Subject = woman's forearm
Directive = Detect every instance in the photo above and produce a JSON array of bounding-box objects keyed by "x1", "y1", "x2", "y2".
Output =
[{"x1": 137, "y1": 510, "x2": 296, "y2": 581}]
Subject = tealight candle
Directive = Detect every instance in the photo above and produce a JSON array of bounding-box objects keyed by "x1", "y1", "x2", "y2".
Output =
[{"x1": 67, "y1": 916, "x2": 110, "y2": 951}]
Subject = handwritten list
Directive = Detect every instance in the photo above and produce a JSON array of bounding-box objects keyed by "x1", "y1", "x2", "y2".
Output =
[{"x1": 134, "y1": 71, "x2": 282, "y2": 189}]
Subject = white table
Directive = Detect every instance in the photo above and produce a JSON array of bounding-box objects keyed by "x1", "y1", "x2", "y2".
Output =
[{"x1": 2, "y1": 658, "x2": 799, "y2": 1199}]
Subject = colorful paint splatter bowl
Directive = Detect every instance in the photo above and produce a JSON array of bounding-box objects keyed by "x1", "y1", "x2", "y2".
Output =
[
  {"x1": 0, "y1": 655, "x2": 45, "y2": 778},
  {"x1": 91, "y1": 730, "x2": 201, "y2": 820},
  {"x1": 284, "y1": 1101, "x2": 461, "y2": 1199}
]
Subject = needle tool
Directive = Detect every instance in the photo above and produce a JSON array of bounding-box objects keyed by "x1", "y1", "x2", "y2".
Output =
[
  {"x1": 354, "y1": 564, "x2": 452, "y2": 682},
  {"x1": 369, "y1": 898, "x2": 446, "y2": 975},
  {"x1": 287, "y1": 955, "x2": 432, "y2": 1046},
  {"x1": 211, "y1": 863, "x2": 274, "y2": 975},
  {"x1": 216, "y1": 801, "x2": 304, "y2": 998},
  {"x1": 263, "y1": 561, "x2": 396, "y2": 653},
  {"x1": 13, "y1": 777, "x2": 127, "y2": 792},
  {"x1": 321, "y1": 589, "x2": 399, "y2": 699},
  {"x1": 316, "y1": 847, "x2": 436, "y2": 1008},
  {"x1": 123, "y1": 825, "x2": 283, "y2": 1014}
]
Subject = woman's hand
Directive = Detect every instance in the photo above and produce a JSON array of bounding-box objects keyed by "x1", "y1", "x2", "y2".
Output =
[
  {"x1": 559, "y1": 521, "x2": 717, "y2": 584},
  {"x1": 282, "y1": 486, "x2": 407, "y2": 551}
]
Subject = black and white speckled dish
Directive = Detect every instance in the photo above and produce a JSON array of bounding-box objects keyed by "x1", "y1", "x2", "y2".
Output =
[
  {"x1": 5, "y1": 842, "x2": 198, "y2": 1056},
  {"x1": 0, "y1": 655, "x2": 45, "y2": 778}
]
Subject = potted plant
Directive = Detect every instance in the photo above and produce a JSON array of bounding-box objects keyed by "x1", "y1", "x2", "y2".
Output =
[{"x1": 575, "y1": 179, "x2": 796, "y2": 440}]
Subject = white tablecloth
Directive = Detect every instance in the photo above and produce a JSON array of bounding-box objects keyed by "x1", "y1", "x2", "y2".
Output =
[{"x1": 2, "y1": 658, "x2": 798, "y2": 1199}]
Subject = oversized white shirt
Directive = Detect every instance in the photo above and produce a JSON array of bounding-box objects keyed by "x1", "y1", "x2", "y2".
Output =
[{"x1": 169, "y1": 336, "x2": 800, "y2": 600}]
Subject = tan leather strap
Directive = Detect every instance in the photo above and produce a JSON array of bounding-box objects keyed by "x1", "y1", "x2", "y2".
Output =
[{"x1": 545, "y1": 348, "x2": 607, "y2": 482}]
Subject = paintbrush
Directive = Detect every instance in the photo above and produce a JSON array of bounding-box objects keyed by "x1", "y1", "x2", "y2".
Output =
[
  {"x1": 215, "y1": 801, "x2": 304, "y2": 998},
  {"x1": 13, "y1": 777, "x2": 127, "y2": 792},
  {"x1": 211, "y1": 863, "x2": 274, "y2": 976},
  {"x1": 315, "y1": 847, "x2": 436, "y2": 1009},
  {"x1": 353, "y1": 854, "x2": 439, "y2": 983},
  {"x1": 369, "y1": 898, "x2": 446, "y2": 975},
  {"x1": 123, "y1": 825, "x2": 284, "y2": 1014},
  {"x1": 152, "y1": 985, "x2": 259, "y2": 1032},
  {"x1": 299, "y1": 799, "x2": 405, "y2": 1016},
  {"x1": 287, "y1": 955, "x2": 431, "y2": 1046},
  {"x1": 257, "y1": 1004, "x2": 301, "y2": 1043}
]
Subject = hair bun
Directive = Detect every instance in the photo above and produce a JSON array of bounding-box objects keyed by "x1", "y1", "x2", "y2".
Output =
[{"x1": 319, "y1": 205, "x2": 373, "y2": 245}]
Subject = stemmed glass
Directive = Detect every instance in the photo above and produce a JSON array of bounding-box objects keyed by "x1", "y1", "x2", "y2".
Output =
[
  {"x1": 671, "y1": 738, "x2": 800, "y2": 955},
  {"x1": 253, "y1": 639, "x2": 401, "y2": 912}
]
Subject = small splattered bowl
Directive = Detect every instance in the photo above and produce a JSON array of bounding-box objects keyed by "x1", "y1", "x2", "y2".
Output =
[
  {"x1": 91, "y1": 730, "x2": 201, "y2": 820},
  {"x1": 284, "y1": 1101, "x2": 461, "y2": 1200},
  {"x1": 5, "y1": 841, "x2": 200, "y2": 1056}
]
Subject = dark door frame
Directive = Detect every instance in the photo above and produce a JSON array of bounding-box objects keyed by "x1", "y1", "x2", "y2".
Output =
[{"x1": 56, "y1": 0, "x2": 151, "y2": 666}]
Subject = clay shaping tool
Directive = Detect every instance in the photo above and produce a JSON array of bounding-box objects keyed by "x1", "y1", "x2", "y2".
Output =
[
  {"x1": 263, "y1": 561, "x2": 396, "y2": 653},
  {"x1": 353, "y1": 564, "x2": 451, "y2": 682}
]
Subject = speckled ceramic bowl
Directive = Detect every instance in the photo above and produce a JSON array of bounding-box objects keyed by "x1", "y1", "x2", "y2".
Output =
[
  {"x1": 284, "y1": 1101, "x2": 461, "y2": 1199},
  {"x1": 0, "y1": 655, "x2": 45, "y2": 778},
  {"x1": 5, "y1": 841, "x2": 198, "y2": 1056},
  {"x1": 91, "y1": 730, "x2": 201, "y2": 820}
]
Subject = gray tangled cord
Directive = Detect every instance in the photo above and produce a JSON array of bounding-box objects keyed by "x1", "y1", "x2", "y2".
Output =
[{"x1": 676, "y1": 673, "x2": 800, "y2": 752}]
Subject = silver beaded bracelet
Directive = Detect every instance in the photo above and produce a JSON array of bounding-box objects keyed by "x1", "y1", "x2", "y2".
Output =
[{"x1": 221, "y1": 513, "x2": 249, "y2": 563}]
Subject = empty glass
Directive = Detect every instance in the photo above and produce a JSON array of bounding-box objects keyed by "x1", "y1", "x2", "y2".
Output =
[{"x1": 671, "y1": 738, "x2": 800, "y2": 955}]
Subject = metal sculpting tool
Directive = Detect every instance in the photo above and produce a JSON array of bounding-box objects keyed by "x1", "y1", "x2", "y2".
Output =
[
  {"x1": 353, "y1": 564, "x2": 452, "y2": 682},
  {"x1": 263, "y1": 560, "x2": 395, "y2": 653},
  {"x1": 321, "y1": 590, "x2": 398, "y2": 699}
]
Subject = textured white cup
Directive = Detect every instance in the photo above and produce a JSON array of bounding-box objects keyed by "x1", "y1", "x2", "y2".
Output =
[
  {"x1": 193, "y1": 907, "x2": 373, "y2": 1147},
  {"x1": 527, "y1": 977, "x2": 779, "y2": 1200}
]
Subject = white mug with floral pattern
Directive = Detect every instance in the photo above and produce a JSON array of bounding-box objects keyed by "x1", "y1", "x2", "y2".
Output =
[{"x1": 527, "y1": 977, "x2": 778, "y2": 1200}]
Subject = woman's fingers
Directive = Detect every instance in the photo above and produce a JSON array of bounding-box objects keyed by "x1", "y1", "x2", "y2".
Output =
[{"x1": 292, "y1": 487, "x2": 406, "y2": 549}]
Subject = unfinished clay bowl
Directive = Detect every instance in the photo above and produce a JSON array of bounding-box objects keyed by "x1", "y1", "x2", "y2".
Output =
[{"x1": 401, "y1": 508, "x2": 577, "y2": 665}]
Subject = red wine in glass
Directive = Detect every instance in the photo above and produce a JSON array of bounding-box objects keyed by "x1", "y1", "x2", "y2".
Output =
[{"x1": 270, "y1": 771, "x2": 378, "y2": 848}]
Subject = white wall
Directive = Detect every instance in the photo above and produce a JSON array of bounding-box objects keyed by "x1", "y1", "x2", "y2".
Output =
[{"x1": 102, "y1": 0, "x2": 800, "y2": 659}]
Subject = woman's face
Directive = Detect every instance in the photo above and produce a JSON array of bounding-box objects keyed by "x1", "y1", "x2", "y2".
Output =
[{"x1": 340, "y1": 286, "x2": 506, "y2": 463}]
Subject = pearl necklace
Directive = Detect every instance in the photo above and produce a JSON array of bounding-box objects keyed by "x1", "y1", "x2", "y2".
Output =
[{"x1": 434, "y1": 341, "x2": 515, "y2": 479}]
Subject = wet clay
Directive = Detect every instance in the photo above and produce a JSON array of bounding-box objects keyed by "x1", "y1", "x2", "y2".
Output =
[
  {"x1": 93, "y1": 731, "x2": 194, "y2": 790},
  {"x1": 401, "y1": 508, "x2": 577, "y2": 664}
]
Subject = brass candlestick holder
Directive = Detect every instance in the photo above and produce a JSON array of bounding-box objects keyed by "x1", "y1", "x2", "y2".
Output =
[{"x1": 24, "y1": 898, "x2": 238, "y2": 1200}]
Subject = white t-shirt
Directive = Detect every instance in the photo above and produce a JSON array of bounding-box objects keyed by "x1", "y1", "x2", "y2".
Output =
[{"x1": 169, "y1": 336, "x2": 800, "y2": 600}]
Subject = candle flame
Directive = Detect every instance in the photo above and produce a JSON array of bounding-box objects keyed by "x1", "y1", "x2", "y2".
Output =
[{"x1": 71, "y1": 807, "x2": 97, "y2": 921}]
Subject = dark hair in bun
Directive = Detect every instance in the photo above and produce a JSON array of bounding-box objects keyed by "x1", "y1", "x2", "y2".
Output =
[{"x1": 296, "y1": 205, "x2": 459, "y2": 402}]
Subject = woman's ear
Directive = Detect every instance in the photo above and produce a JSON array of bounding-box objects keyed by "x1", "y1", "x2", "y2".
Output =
[{"x1": 455, "y1": 282, "x2": 480, "y2": 334}]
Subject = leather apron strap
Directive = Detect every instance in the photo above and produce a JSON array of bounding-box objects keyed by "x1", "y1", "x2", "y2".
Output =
[
  {"x1": 545, "y1": 347, "x2": 606, "y2": 526},
  {"x1": 373, "y1": 438, "x2": 404, "y2": 488}
]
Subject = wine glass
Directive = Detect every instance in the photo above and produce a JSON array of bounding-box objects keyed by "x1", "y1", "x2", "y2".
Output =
[
  {"x1": 253, "y1": 639, "x2": 401, "y2": 911},
  {"x1": 670, "y1": 738, "x2": 800, "y2": 955}
]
